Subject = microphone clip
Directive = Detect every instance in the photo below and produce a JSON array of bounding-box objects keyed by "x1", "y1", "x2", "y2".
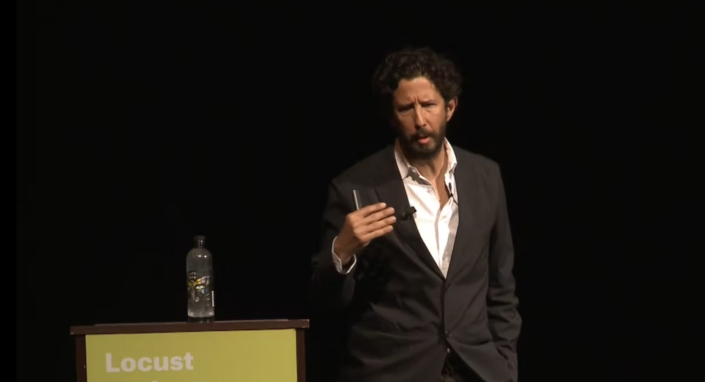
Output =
[{"x1": 401, "y1": 206, "x2": 417, "y2": 220}]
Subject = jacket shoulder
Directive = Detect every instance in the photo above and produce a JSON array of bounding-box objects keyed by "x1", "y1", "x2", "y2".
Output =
[{"x1": 452, "y1": 145, "x2": 501, "y2": 174}]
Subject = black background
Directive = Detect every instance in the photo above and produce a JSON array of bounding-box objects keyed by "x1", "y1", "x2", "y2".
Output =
[{"x1": 18, "y1": 3, "x2": 698, "y2": 382}]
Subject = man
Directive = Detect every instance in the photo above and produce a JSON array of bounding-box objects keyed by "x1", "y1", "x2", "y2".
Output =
[{"x1": 310, "y1": 47, "x2": 521, "y2": 382}]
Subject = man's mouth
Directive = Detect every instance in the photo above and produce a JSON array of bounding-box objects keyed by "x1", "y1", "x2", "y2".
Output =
[{"x1": 417, "y1": 136, "x2": 431, "y2": 145}]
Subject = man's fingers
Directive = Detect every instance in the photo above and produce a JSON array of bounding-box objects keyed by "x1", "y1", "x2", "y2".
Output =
[
  {"x1": 358, "y1": 202, "x2": 388, "y2": 217},
  {"x1": 369, "y1": 216, "x2": 396, "y2": 231},
  {"x1": 356, "y1": 214, "x2": 395, "y2": 235},
  {"x1": 362, "y1": 207, "x2": 395, "y2": 224},
  {"x1": 359, "y1": 217, "x2": 395, "y2": 238},
  {"x1": 361, "y1": 225, "x2": 394, "y2": 242}
]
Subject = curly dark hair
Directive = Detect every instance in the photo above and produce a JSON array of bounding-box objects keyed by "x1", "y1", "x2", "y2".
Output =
[{"x1": 371, "y1": 46, "x2": 462, "y2": 116}]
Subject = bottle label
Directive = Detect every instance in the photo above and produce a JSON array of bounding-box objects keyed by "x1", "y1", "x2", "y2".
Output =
[{"x1": 187, "y1": 271, "x2": 213, "y2": 305}]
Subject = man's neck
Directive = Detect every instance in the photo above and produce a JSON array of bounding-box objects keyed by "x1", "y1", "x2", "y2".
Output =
[{"x1": 398, "y1": 140, "x2": 448, "y2": 181}]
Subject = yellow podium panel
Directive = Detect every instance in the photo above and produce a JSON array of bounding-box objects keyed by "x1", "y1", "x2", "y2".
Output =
[
  {"x1": 86, "y1": 329, "x2": 296, "y2": 382},
  {"x1": 71, "y1": 320, "x2": 308, "y2": 382}
]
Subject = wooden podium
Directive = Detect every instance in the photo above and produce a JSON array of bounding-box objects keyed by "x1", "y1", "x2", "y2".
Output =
[{"x1": 70, "y1": 319, "x2": 309, "y2": 382}]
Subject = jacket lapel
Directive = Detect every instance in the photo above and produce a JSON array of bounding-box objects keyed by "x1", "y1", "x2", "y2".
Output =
[
  {"x1": 445, "y1": 149, "x2": 480, "y2": 284},
  {"x1": 371, "y1": 146, "x2": 445, "y2": 279}
]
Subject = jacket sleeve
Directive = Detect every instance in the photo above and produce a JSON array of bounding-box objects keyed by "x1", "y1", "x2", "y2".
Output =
[
  {"x1": 487, "y1": 166, "x2": 522, "y2": 382},
  {"x1": 310, "y1": 181, "x2": 356, "y2": 313}
]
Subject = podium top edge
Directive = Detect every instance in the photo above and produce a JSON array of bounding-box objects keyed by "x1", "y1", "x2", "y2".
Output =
[{"x1": 70, "y1": 319, "x2": 309, "y2": 335}]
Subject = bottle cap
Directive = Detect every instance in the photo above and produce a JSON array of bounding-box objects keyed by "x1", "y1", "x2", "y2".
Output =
[{"x1": 194, "y1": 235, "x2": 206, "y2": 247}]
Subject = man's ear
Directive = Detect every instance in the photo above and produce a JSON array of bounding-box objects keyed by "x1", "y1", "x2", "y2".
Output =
[{"x1": 446, "y1": 97, "x2": 458, "y2": 121}]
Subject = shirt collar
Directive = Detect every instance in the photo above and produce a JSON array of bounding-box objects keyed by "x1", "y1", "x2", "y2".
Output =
[{"x1": 394, "y1": 138, "x2": 458, "y2": 180}]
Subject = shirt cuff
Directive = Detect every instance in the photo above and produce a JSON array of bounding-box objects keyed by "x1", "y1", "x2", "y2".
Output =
[{"x1": 331, "y1": 236, "x2": 356, "y2": 274}]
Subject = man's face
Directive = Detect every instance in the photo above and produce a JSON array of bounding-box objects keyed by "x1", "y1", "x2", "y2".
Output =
[{"x1": 390, "y1": 76, "x2": 457, "y2": 161}]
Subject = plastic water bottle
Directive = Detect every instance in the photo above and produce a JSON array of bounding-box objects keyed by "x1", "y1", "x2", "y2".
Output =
[{"x1": 186, "y1": 235, "x2": 214, "y2": 323}]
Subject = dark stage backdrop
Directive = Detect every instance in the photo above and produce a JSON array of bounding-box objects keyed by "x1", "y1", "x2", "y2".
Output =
[{"x1": 18, "y1": 4, "x2": 695, "y2": 382}]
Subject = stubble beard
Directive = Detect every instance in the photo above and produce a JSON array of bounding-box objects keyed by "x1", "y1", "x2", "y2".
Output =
[{"x1": 397, "y1": 120, "x2": 447, "y2": 162}]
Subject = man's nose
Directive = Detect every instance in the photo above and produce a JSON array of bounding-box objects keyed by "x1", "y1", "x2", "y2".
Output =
[{"x1": 413, "y1": 105, "x2": 426, "y2": 127}]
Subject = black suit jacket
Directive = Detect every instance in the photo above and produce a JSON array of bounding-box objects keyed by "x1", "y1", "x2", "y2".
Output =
[{"x1": 311, "y1": 145, "x2": 521, "y2": 382}]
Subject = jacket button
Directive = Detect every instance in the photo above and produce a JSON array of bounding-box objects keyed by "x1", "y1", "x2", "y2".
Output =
[{"x1": 444, "y1": 331, "x2": 451, "y2": 338}]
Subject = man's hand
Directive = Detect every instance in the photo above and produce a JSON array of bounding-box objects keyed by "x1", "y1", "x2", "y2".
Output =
[{"x1": 334, "y1": 203, "x2": 396, "y2": 265}]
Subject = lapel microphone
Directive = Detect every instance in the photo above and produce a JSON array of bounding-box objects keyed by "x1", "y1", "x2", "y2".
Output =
[
  {"x1": 401, "y1": 206, "x2": 417, "y2": 220},
  {"x1": 448, "y1": 182, "x2": 460, "y2": 206}
]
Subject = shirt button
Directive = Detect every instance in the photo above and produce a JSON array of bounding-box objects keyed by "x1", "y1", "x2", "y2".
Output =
[{"x1": 444, "y1": 331, "x2": 451, "y2": 338}]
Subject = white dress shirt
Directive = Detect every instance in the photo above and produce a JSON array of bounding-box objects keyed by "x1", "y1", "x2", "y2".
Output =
[{"x1": 332, "y1": 139, "x2": 460, "y2": 276}]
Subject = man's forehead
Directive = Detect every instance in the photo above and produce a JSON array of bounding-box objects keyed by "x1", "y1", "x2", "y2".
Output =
[{"x1": 394, "y1": 89, "x2": 440, "y2": 104}]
